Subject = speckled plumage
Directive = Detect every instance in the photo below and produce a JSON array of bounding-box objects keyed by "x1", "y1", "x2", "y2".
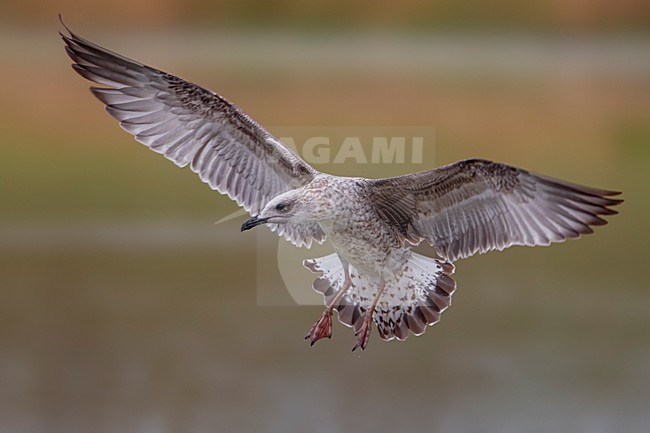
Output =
[{"x1": 62, "y1": 25, "x2": 622, "y2": 350}]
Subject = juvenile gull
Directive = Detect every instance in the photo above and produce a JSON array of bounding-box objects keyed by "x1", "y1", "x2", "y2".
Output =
[{"x1": 61, "y1": 25, "x2": 622, "y2": 350}]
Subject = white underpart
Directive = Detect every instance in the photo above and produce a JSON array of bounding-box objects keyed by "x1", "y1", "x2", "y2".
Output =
[{"x1": 305, "y1": 250, "x2": 456, "y2": 341}]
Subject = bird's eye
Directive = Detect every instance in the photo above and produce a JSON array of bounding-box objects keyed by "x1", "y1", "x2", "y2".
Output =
[{"x1": 275, "y1": 203, "x2": 286, "y2": 211}]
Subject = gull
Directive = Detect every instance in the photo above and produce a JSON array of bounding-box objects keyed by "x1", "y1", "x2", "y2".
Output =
[{"x1": 61, "y1": 24, "x2": 622, "y2": 351}]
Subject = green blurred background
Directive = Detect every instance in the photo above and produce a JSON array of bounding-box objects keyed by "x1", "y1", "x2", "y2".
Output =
[{"x1": 1, "y1": 1, "x2": 649, "y2": 432}]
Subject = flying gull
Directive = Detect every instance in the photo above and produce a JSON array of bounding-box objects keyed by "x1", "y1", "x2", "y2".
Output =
[{"x1": 61, "y1": 25, "x2": 622, "y2": 350}]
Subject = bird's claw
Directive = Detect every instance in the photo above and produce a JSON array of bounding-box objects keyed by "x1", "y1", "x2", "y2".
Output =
[
  {"x1": 352, "y1": 319, "x2": 372, "y2": 351},
  {"x1": 305, "y1": 309, "x2": 333, "y2": 346}
]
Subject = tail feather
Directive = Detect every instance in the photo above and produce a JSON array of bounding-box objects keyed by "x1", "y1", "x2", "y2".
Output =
[{"x1": 304, "y1": 251, "x2": 456, "y2": 341}]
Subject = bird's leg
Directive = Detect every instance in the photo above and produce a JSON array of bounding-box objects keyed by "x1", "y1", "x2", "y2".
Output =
[
  {"x1": 352, "y1": 278, "x2": 386, "y2": 351},
  {"x1": 305, "y1": 259, "x2": 352, "y2": 346}
]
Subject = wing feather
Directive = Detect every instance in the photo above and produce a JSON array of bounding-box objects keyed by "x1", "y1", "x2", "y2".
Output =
[
  {"x1": 62, "y1": 25, "x2": 325, "y2": 247},
  {"x1": 368, "y1": 159, "x2": 621, "y2": 261}
]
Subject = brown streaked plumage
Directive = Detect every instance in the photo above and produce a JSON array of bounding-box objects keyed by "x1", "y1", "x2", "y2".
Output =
[{"x1": 61, "y1": 22, "x2": 622, "y2": 351}]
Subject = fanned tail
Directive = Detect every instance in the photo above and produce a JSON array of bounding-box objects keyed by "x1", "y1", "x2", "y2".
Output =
[{"x1": 304, "y1": 251, "x2": 456, "y2": 341}]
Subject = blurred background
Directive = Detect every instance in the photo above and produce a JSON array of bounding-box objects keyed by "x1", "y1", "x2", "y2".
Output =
[{"x1": 1, "y1": 1, "x2": 649, "y2": 432}]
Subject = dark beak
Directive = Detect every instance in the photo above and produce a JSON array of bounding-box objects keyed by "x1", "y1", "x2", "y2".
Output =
[{"x1": 241, "y1": 215, "x2": 270, "y2": 232}]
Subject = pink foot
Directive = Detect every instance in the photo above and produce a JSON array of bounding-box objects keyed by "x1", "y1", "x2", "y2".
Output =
[
  {"x1": 352, "y1": 318, "x2": 372, "y2": 351},
  {"x1": 305, "y1": 309, "x2": 333, "y2": 346}
]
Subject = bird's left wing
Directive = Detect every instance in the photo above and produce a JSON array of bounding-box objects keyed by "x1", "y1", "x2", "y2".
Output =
[
  {"x1": 367, "y1": 158, "x2": 621, "y2": 262},
  {"x1": 61, "y1": 24, "x2": 325, "y2": 247}
]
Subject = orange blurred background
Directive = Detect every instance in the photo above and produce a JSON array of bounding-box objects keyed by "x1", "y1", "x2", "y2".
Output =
[{"x1": 0, "y1": 2, "x2": 648, "y2": 432}]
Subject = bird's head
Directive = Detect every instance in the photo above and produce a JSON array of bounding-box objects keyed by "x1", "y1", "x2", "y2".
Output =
[{"x1": 241, "y1": 188, "x2": 318, "y2": 232}]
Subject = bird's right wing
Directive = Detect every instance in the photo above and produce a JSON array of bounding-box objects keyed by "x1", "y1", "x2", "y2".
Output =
[
  {"x1": 61, "y1": 24, "x2": 325, "y2": 247},
  {"x1": 368, "y1": 159, "x2": 622, "y2": 262}
]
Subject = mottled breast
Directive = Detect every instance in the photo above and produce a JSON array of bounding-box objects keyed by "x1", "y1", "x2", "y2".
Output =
[{"x1": 315, "y1": 176, "x2": 402, "y2": 276}]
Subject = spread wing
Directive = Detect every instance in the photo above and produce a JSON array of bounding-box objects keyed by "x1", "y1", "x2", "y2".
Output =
[
  {"x1": 368, "y1": 159, "x2": 622, "y2": 262},
  {"x1": 61, "y1": 25, "x2": 325, "y2": 247}
]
